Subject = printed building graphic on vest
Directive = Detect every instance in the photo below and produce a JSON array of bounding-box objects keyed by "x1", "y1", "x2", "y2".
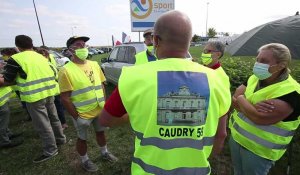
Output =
[{"x1": 157, "y1": 71, "x2": 210, "y2": 126}]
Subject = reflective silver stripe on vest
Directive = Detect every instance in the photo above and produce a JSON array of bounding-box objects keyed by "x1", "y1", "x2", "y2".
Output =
[
  {"x1": 71, "y1": 85, "x2": 102, "y2": 97},
  {"x1": 20, "y1": 84, "x2": 56, "y2": 96},
  {"x1": 232, "y1": 117, "x2": 287, "y2": 149},
  {"x1": 17, "y1": 77, "x2": 55, "y2": 87},
  {"x1": 135, "y1": 131, "x2": 214, "y2": 150},
  {"x1": 237, "y1": 112, "x2": 295, "y2": 137},
  {"x1": 73, "y1": 97, "x2": 105, "y2": 107},
  {"x1": 133, "y1": 157, "x2": 210, "y2": 175},
  {"x1": 0, "y1": 92, "x2": 11, "y2": 102}
]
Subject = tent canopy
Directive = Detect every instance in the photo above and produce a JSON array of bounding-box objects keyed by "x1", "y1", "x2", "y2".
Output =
[{"x1": 226, "y1": 15, "x2": 300, "y2": 59}]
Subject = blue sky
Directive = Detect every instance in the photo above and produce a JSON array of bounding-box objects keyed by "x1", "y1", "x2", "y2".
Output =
[{"x1": 1, "y1": 0, "x2": 299, "y2": 47}]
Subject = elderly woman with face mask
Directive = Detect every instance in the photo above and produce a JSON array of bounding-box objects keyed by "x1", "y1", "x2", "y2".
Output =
[{"x1": 229, "y1": 43, "x2": 300, "y2": 175}]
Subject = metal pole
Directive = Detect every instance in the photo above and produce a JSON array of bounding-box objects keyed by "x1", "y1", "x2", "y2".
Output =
[
  {"x1": 33, "y1": 0, "x2": 45, "y2": 46},
  {"x1": 205, "y1": 2, "x2": 209, "y2": 37},
  {"x1": 138, "y1": 31, "x2": 141, "y2": 42}
]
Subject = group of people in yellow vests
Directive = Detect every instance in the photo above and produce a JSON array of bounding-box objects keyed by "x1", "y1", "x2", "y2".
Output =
[{"x1": 1, "y1": 10, "x2": 300, "y2": 175}]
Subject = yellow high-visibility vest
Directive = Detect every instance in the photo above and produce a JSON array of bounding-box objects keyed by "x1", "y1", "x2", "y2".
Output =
[
  {"x1": 63, "y1": 61, "x2": 105, "y2": 113},
  {"x1": 0, "y1": 87, "x2": 12, "y2": 107},
  {"x1": 230, "y1": 75, "x2": 300, "y2": 161},
  {"x1": 119, "y1": 58, "x2": 231, "y2": 175},
  {"x1": 135, "y1": 50, "x2": 156, "y2": 65},
  {"x1": 12, "y1": 51, "x2": 59, "y2": 102}
]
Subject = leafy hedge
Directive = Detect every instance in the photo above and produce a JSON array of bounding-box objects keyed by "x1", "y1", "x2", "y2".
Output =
[{"x1": 189, "y1": 46, "x2": 300, "y2": 92}]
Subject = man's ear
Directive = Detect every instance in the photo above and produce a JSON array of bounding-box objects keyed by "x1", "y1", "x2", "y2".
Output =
[{"x1": 153, "y1": 35, "x2": 159, "y2": 47}]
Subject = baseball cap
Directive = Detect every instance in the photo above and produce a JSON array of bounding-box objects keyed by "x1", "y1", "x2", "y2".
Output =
[
  {"x1": 66, "y1": 36, "x2": 90, "y2": 48},
  {"x1": 143, "y1": 29, "x2": 153, "y2": 37}
]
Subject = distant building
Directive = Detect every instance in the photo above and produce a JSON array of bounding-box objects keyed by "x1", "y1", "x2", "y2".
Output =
[{"x1": 157, "y1": 85, "x2": 208, "y2": 126}]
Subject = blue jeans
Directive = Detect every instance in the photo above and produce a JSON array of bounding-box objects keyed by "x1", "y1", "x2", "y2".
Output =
[
  {"x1": 229, "y1": 135, "x2": 274, "y2": 175},
  {"x1": 54, "y1": 95, "x2": 66, "y2": 125}
]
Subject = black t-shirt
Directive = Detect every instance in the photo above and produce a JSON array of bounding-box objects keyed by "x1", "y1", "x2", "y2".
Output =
[
  {"x1": 242, "y1": 80, "x2": 300, "y2": 121},
  {"x1": 277, "y1": 91, "x2": 300, "y2": 121},
  {"x1": 3, "y1": 58, "x2": 27, "y2": 82}
]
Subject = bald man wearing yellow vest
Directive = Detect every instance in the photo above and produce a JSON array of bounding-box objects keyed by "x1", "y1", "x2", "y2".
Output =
[{"x1": 100, "y1": 10, "x2": 231, "y2": 175}]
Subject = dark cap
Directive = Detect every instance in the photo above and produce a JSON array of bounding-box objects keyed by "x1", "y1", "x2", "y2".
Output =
[
  {"x1": 143, "y1": 29, "x2": 153, "y2": 37},
  {"x1": 66, "y1": 36, "x2": 89, "y2": 48},
  {"x1": 15, "y1": 35, "x2": 33, "y2": 49}
]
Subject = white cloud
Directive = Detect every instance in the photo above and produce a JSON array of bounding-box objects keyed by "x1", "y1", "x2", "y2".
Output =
[
  {"x1": 7, "y1": 19, "x2": 35, "y2": 28},
  {"x1": 103, "y1": 3, "x2": 129, "y2": 17}
]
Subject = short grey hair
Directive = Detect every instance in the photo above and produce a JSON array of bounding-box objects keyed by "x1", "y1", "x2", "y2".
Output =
[
  {"x1": 258, "y1": 43, "x2": 291, "y2": 74},
  {"x1": 207, "y1": 41, "x2": 225, "y2": 58}
]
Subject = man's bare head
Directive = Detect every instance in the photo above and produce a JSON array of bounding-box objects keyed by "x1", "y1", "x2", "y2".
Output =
[{"x1": 153, "y1": 10, "x2": 192, "y2": 58}]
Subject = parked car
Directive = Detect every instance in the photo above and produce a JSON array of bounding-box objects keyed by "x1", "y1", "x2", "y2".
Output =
[
  {"x1": 94, "y1": 48, "x2": 104, "y2": 54},
  {"x1": 100, "y1": 47, "x2": 113, "y2": 53},
  {"x1": 101, "y1": 42, "x2": 146, "y2": 85},
  {"x1": 89, "y1": 48, "x2": 103, "y2": 55},
  {"x1": 61, "y1": 48, "x2": 72, "y2": 58},
  {"x1": 48, "y1": 50, "x2": 70, "y2": 68},
  {"x1": 101, "y1": 42, "x2": 193, "y2": 85}
]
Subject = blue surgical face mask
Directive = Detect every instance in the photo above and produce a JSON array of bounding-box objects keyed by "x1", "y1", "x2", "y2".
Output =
[{"x1": 253, "y1": 62, "x2": 272, "y2": 80}]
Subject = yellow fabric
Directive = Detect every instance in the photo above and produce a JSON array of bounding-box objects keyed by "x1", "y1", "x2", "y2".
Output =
[
  {"x1": 135, "y1": 50, "x2": 156, "y2": 65},
  {"x1": 12, "y1": 51, "x2": 59, "y2": 102},
  {"x1": 135, "y1": 50, "x2": 148, "y2": 65},
  {"x1": 49, "y1": 54, "x2": 57, "y2": 68},
  {"x1": 119, "y1": 58, "x2": 231, "y2": 174},
  {"x1": 58, "y1": 61, "x2": 106, "y2": 119},
  {"x1": 230, "y1": 75, "x2": 300, "y2": 161},
  {"x1": 0, "y1": 86, "x2": 12, "y2": 107},
  {"x1": 215, "y1": 66, "x2": 230, "y2": 89}
]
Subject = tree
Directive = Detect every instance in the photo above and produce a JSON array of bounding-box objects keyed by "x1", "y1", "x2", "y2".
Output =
[
  {"x1": 207, "y1": 28, "x2": 217, "y2": 38},
  {"x1": 224, "y1": 32, "x2": 230, "y2": 36},
  {"x1": 192, "y1": 34, "x2": 201, "y2": 42}
]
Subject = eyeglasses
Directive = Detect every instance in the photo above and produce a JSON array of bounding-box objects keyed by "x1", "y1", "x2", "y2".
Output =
[
  {"x1": 70, "y1": 42, "x2": 86, "y2": 49},
  {"x1": 203, "y1": 49, "x2": 219, "y2": 54}
]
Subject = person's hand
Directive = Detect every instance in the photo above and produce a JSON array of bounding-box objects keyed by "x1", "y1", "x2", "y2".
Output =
[
  {"x1": 232, "y1": 95, "x2": 241, "y2": 112},
  {"x1": 0, "y1": 77, "x2": 4, "y2": 86},
  {"x1": 73, "y1": 116, "x2": 79, "y2": 121},
  {"x1": 255, "y1": 100, "x2": 275, "y2": 113},
  {"x1": 233, "y1": 85, "x2": 246, "y2": 98}
]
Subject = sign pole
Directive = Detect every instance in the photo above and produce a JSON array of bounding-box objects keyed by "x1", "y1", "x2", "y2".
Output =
[{"x1": 138, "y1": 31, "x2": 141, "y2": 42}]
